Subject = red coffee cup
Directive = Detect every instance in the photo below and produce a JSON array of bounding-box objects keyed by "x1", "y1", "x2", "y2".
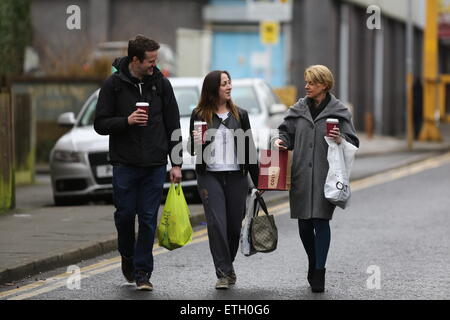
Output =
[
  {"x1": 194, "y1": 121, "x2": 208, "y2": 144},
  {"x1": 326, "y1": 118, "x2": 339, "y2": 137},
  {"x1": 136, "y1": 102, "x2": 149, "y2": 126}
]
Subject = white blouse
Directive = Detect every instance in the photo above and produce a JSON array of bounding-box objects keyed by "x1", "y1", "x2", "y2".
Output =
[{"x1": 206, "y1": 112, "x2": 240, "y2": 172}]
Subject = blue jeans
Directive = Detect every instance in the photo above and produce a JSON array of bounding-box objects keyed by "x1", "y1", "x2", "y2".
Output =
[{"x1": 112, "y1": 164, "x2": 166, "y2": 276}]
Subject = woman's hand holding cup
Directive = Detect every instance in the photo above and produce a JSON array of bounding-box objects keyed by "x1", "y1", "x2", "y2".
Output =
[
  {"x1": 193, "y1": 121, "x2": 207, "y2": 145},
  {"x1": 329, "y1": 127, "x2": 342, "y2": 144},
  {"x1": 192, "y1": 129, "x2": 203, "y2": 144},
  {"x1": 274, "y1": 139, "x2": 288, "y2": 150},
  {"x1": 326, "y1": 118, "x2": 341, "y2": 144}
]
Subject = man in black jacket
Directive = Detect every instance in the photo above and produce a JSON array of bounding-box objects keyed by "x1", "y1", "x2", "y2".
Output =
[{"x1": 94, "y1": 35, "x2": 182, "y2": 291}]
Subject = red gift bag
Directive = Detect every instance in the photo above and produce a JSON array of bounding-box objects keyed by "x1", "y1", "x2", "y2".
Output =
[{"x1": 257, "y1": 150, "x2": 292, "y2": 191}]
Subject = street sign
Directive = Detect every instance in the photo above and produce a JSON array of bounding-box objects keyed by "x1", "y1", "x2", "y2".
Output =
[
  {"x1": 246, "y1": 0, "x2": 292, "y2": 22},
  {"x1": 260, "y1": 21, "x2": 279, "y2": 45}
]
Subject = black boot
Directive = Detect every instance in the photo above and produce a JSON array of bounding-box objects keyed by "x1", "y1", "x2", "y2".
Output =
[
  {"x1": 307, "y1": 264, "x2": 314, "y2": 286},
  {"x1": 311, "y1": 268, "x2": 326, "y2": 293}
]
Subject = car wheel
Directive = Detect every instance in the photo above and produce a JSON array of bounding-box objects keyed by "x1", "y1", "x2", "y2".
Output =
[
  {"x1": 190, "y1": 190, "x2": 202, "y2": 204},
  {"x1": 53, "y1": 195, "x2": 87, "y2": 206}
]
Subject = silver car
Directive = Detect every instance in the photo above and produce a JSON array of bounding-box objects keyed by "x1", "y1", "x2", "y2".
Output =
[{"x1": 50, "y1": 77, "x2": 286, "y2": 205}]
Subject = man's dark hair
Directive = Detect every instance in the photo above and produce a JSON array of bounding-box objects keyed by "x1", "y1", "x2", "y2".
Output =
[{"x1": 128, "y1": 35, "x2": 160, "y2": 62}]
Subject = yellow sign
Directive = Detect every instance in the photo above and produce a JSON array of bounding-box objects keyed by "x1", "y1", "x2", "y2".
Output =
[
  {"x1": 260, "y1": 21, "x2": 279, "y2": 45},
  {"x1": 439, "y1": 0, "x2": 450, "y2": 13}
]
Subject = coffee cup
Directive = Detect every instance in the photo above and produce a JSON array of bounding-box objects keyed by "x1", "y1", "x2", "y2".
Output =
[
  {"x1": 136, "y1": 102, "x2": 149, "y2": 126},
  {"x1": 194, "y1": 121, "x2": 208, "y2": 144},
  {"x1": 326, "y1": 118, "x2": 339, "y2": 137}
]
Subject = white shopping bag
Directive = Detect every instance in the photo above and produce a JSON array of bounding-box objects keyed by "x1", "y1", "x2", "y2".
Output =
[
  {"x1": 324, "y1": 137, "x2": 358, "y2": 209},
  {"x1": 240, "y1": 189, "x2": 260, "y2": 256}
]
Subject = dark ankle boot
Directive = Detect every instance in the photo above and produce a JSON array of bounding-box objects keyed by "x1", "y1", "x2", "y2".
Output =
[
  {"x1": 307, "y1": 264, "x2": 314, "y2": 286},
  {"x1": 311, "y1": 268, "x2": 326, "y2": 293}
]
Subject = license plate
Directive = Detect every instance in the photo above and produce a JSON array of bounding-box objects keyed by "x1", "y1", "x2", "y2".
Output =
[{"x1": 96, "y1": 165, "x2": 113, "y2": 178}]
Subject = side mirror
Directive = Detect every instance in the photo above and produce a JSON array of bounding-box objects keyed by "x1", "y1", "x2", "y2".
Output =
[
  {"x1": 57, "y1": 112, "x2": 76, "y2": 128},
  {"x1": 269, "y1": 103, "x2": 286, "y2": 115}
]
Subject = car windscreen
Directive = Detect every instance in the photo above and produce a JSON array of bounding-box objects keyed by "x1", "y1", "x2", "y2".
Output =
[
  {"x1": 174, "y1": 85, "x2": 261, "y2": 116},
  {"x1": 78, "y1": 85, "x2": 259, "y2": 125},
  {"x1": 173, "y1": 86, "x2": 199, "y2": 117},
  {"x1": 78, "y1": 86, "x2": 199, "y2": 126},
  {"x1": 78, "y1": 94, "x2": 98, "y2": 126},
  {"x1": 231, "y1": 86, "x2": 260, "y2": 115}
]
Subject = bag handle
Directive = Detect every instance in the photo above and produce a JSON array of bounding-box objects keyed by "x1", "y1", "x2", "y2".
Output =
[
  {"x1": 170, "y1": 183, "x2": 183, "y2": 196},
  {"x1": 253, "y1": 192, "x2": 277, "y2": 230},
  {"x1": 254, "y1": 192, "x2": 269, "y2": 217}
]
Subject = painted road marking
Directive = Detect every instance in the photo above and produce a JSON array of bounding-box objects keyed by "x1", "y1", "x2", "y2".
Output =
[
  {"x1": 6, "y1": 233, "x2": 215, "y2": 300},
  {"x1": 0, "y1": 228, "x2": 209, "y2": 300},
  {"x1": 350, "y1": 151, "x2": 450, "y2": 191},
  {"x1": 2, "y1": 151, "x2": 450, "y2": 299}
]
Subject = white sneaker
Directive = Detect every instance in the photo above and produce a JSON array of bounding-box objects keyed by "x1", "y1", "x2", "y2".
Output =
[{"x1": 215, "y1": 277, "x2": 230, "y2": 290}]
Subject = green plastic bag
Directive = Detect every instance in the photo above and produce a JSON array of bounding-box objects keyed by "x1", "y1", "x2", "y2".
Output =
[{"x1": 157, "y1": 183, "x2": 193, "y2": 250}]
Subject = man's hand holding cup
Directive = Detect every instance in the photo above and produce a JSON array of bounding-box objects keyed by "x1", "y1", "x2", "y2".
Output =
[{"x1": 128, "y1": 102, "x2": 149, "y2": 126}]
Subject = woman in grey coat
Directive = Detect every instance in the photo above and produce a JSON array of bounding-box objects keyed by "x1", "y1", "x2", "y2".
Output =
[{"x1": 273, "y1": 65, "x2": 359, "y2": 293}]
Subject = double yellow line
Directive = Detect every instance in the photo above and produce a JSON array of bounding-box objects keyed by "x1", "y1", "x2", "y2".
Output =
[
  {"x1": 0, "y1": 229, "x2": 206, "y2": 300},
  {"x1": 0, "y1": 202, "x2": 290, "y2": 300},
  {"x1": 350, "y1": 151, "x2": 450, "y2": 191},
  {"x1": 2, "y1": 151, "x2": 450, "y2": 300}
]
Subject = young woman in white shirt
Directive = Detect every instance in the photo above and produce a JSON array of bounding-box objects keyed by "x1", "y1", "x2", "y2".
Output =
[{"x1": 187, "y1": 70, "x2": 259, "y2": 290}]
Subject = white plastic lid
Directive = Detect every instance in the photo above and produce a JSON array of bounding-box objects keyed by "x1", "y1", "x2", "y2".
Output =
[
  {"x1": 194, "y1": 121, "x2": 207, "y2": 125},
  {"x1": 136, "y1": 102, "x2": 149, "y2": 107},
  {"x1": 326, "y1": 118, "x2": 339, "y2": 123}
]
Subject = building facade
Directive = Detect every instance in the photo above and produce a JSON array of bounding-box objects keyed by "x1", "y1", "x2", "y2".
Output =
[
  {"x1": 30, "y1": 0, "x2": 207, "y2": 75},
  {"x1": 203, "y1": 0, "x2": 426, "y2": 136},
  {"x1": 30, "y1": 0, "x2": 437, "y2": 136}
]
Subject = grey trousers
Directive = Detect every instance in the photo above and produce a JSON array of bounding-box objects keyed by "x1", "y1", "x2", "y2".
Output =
[{"x1": 197, "y1": 171, "x2": 249, "y2": 278}]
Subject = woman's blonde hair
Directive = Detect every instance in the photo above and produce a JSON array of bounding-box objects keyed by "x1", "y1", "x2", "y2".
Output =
[{"x1": 304, "y1": 65, "x2": 334, "y2": 92}]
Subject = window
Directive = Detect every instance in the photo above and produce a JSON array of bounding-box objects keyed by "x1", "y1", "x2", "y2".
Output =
[
  {"x1": 173, "y1": 87, "x2": 199, "y2": 117},
  {"x1": 232, "y1": 86, "x2": 260, "y2": 114},
  {"x1": 258, "y1": 81, "x2": 280, "y2": 110},
  {"x1": 78, "y1": 94, "x2": 98, "y2": 126}
]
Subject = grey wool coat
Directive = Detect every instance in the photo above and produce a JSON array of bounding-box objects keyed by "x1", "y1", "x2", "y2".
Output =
[{"x1": 273, "y1": 94, "x2": 359, "y2": 220}]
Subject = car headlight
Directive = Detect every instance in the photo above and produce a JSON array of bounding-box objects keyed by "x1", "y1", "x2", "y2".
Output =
[{"x1": 53, "y1": 150, "x2": 83, "y2": 163}]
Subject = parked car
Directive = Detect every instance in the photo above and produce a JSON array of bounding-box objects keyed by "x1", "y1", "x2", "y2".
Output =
[{"x1": 49, "y1": 77, "x2": 287, "y2": 205}]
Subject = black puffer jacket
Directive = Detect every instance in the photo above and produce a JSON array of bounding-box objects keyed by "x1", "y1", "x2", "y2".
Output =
[{"x1": 94, "y1": 57, "x2": 182, "y2": 168}]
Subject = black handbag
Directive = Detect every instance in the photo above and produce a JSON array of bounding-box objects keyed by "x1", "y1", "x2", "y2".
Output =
[{"x1": 250, "y1": 193, "x2": 278, "y2": 253}]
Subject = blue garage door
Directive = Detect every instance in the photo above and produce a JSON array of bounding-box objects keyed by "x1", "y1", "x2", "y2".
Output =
[{"x1": 212, "y1": 31, "x2": 286, "y2": 87}]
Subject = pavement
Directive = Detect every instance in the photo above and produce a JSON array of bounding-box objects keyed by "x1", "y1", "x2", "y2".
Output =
[{"x1": 1, "y1": 124, "x2": 450, "y2": 286}]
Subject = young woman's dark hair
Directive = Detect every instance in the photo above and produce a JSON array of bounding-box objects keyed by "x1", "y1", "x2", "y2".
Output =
[
  {"x1": 128, "y1": 35, "x2": 160, "y2": 62},
  {"x1": 194, "y1": 70, "x2": 240, "y2": 124}
]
